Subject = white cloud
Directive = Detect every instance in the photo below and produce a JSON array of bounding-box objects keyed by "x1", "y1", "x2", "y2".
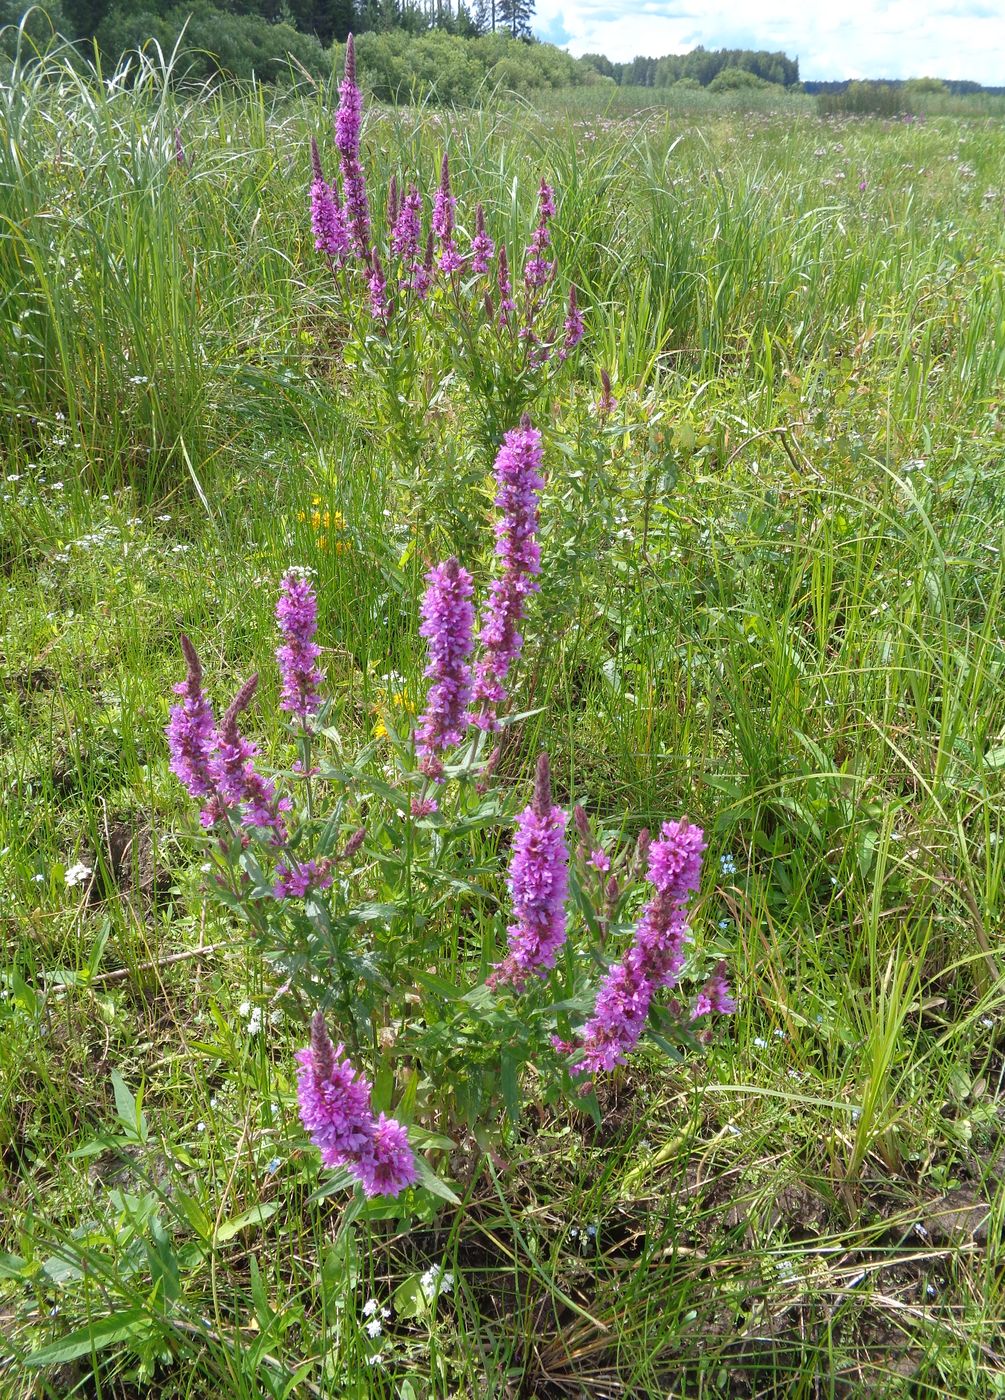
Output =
[{"x1": 533, "y1": 0, "x2": 1005, "y2": 83}]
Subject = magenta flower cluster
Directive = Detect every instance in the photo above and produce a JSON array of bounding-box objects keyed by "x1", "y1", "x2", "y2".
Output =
[
  {"x1": 296, "y1": 1012, "x2": 418, "y2": 1197},
  {"x1": 276, "y1": 569, "x2": 325, "y2": 723},
  {"x1": 575, "y1": 821, "x2": 711, "y2": 1074},
  {"x1": 432, "y1": 153, "x2": 464, "y2": 274},
  {"x1": 167, "y1": 571, "x2": 328, "y2": 844},
  {"x1": 167, "y1": 644, "x2": 290, "y2": 845},
  {"x1": 470, "y1": 419, "x2": 544, "y2": 730},
  {"x1": 523, "y1": 180, "x2": 556, "y2": 291},
  {"x1": 334, "y1": 35, "x2": 371, "y2": 260},
  {"x1": 414, "y1": 557, "x2": 475, "y2": 779},
  {"x1": 410, "y1": 419, "x2": 545, "y2": 775},
  {"x1": 489, "y1": 753, "x2": 569, "y2": 990}
]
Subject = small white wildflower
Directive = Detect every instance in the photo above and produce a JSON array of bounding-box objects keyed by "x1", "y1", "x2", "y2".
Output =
[
  {"x1": 753, "y1": 1036, "x2": 768, "y2": 1048},
  {"x1": 362, "y1": 1299, "x2": 379, "y2": 1318},
  {"x1": 238, "y1": 1001, "x2": 251, "y2": 1018},
  {"x1": 247, "y1": 1008, "x2": 263, "y2": 1036},
  {"x1": 197, "y1": 1121, "x2": 206, "y2": 1133},
  {"x1": 32, "y1": 873, "x2": 45, "y2": 884},
  {"x1": 64, "y1": 862, "x2": 92, "y2": 887},
  {"x1": 365, "y1": 1318, "x2": 382, "y2": 1338}
]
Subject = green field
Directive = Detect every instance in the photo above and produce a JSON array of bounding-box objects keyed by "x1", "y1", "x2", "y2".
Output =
[{"x1": 2, "y1": 39, "x2": 1005, "y2": 1397}]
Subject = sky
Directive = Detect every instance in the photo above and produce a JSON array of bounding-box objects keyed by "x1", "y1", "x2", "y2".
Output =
[{"x1": 532, "y1": 0, "x2": 1005, "y2": 84}]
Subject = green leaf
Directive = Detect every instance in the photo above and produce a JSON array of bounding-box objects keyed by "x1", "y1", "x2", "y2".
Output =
[
  {"x1": 392, "y1": 1273, "x2": 427, "y2": 1321},
  {"x1": 306, "y1": 1167, "x2": 357, "y2": 1204},
  {"x1": 110, "y1": 1070, "x2": 147, "y2": 1141},
  {"x1": 10, "y1": 971, "x2": 39, "y2": 1015},
  {"x1": 214, "y1": 1202, "x2": 279, "y2": 1244},
  {"x1": 25, "y1": 1309, "x2": 150, "y2": 1367},
  {"x1": 414, "y1": 1157, "x2": 460, "y2": 1205}
]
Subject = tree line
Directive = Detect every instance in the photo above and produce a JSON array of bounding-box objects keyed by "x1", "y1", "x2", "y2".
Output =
[{"x1": 580, "y1": 46, "x2": 800, "y2": 90}]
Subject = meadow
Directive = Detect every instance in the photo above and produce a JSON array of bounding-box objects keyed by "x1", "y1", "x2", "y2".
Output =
[{"x1": 2, "y1": 35, "x2": 1005, "y2": 1397}]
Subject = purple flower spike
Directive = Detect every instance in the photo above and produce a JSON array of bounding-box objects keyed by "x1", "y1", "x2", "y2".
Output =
[
  {"x1": 524, "y1": 179, "x2": 556, "y2": 291},
  {"x1": 433, "y1": 153, "x2": 464, "y2": 274},
  {"x1": 296, "y1": 1013, "x2": 375, "y2": 1166},
  {"x1": 310, "y1": 135, "x2": 324, "y2": 184},
  {"x1": 470, "y1": 203, "x2": 495, "y2": 275},
  {"x1": 354, "y1": 1114, "x2": 419, "y2": 1197},
  {"x1": 368, "y1": 248, "x2": 391, "y2": 322},
  {"x1": 415, "y1": 557, "x2": 475, "y2": 778},
  {"x1": 274, "y1": 857, "x2": 333, "y2": 900},
  {"x1": 558, "y1": 285, "x2": 584, "y2": 361},
  {"x1": 488, "y1": 753, "x2": 570, "y2": 991},
  {"x1": 598, "y1": 368, "x2": 617, "y2": 418},
  {"x1": 469, "y1": 419, "x2": 544, "y2": 730},
  {"x1": 335, "y1": 35, "x2": 371, "y2": 259},
  {"x1": 335, "y1": 33, "x2": 362, "y2": 158},
  {"x1": 166, "y1": 634, "x2": 217, "y2": 799},
  {"x1": 692, "y1": 960, "x2": 737, "y2": 1019},
  {"x1": 311, "y1": 177, "x2": 351, "y2": 262},
  {"x1": 575, "y1": 821, "x2": 707, "y2": 1074},
  {"x1": 296, "y1": 1014, "x2": 417, "y2": 1197},
  {"x1": 392, "y1": 183, "x2": 422, "y2": 265},
  {"x1": 208, "y1": 675, "x2": 290, "y2": 843},
  {"x1": 276, "y1": 570, "x2": 325, "y2": 723}
]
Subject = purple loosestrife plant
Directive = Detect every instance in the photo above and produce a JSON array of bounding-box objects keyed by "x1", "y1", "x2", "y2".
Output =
[
  {"x1": 207, "y1": 676, "x2": 290, "y2": 843},
  {"x1": 488, "y1": 753, "x2": 569, "y2": 991},
  {"x1": 296, "y1": 1013, "x2": 417, "y2": 1197},
  {"x1": 574, "y1": 821, "x2": 710, "y2": 1074},
  {"x1": 597, "y1": 367, "x2": 617, "y2": 419},
  {"x1": 470, "y1": 419, "x2": 544, "y2": 730},
  {"x1": 273, "y1": 857, "x2": 333, "y2": 900},
  {"x1": 392, "y1": 184, "x2": 422, "y2": 270},
  {"x1": 335, "y1": 35, "x2": 371, "y2": 260},
  {"x1": 276, "y1": 569, "x2": 325, "y2": 724},
  {"x1": 432, "y1": 153, "x2": 464, "y2": 275},
  {"x1": 368, "y1": 249, "x2": 391, "y2": 323},
  {"x1": 415, "y1": 557, "x2": 475, "y2": 779},
  {"x1": 310, "y1": 135, "x2": 350, "y2": 262},
  {"x1": 692, "y1": 960, "x2": 737, "y2": 1018},
  {"x1": 356, "y1": 1115, "x2": 420, "y2": 1197},
  {"x1": 166, "y1": 634, "x2": 217, "y2": 800},
  {"x1": 559, "y1": 286, "x2": 585, "y2": 361},
  {"x1": 523, "y1": 179, "x2": 556, "y2": 292},
  {"x1": 470, "y1": 203, "x2": 495, "y2": 275}
]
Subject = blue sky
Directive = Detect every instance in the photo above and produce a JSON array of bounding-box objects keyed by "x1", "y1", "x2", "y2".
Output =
[{"x1": 533, "y1": 0, "x2": 1005, "y2": 83}]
